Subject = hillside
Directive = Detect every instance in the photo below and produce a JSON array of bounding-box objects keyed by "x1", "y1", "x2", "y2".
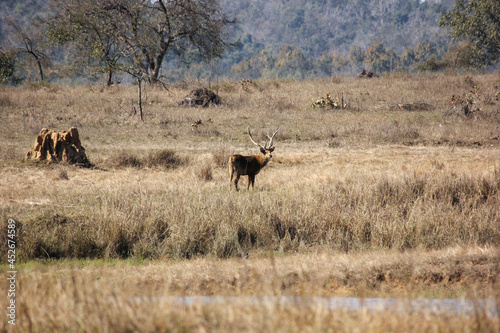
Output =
[
  {"x1": 224, "y1": 0, "x2": 453, "y2": 56},
  {"x1": 0, "y1": 0, "x2": 456, "y2": 82},
  {"x1": 182, "y1": 0, "x2": 456, "y2": 79}
]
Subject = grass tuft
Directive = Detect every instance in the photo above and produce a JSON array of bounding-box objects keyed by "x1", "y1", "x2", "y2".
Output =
[
  {"x1": 145, "y1": 149, "x2": 186, "y2": 169},
  {"x1": 112, "y1": 149, "x2": 186, "y2": 169},
  {"x1": 114, "y1": 152, "x2": 143, "y2": 168},
  {"x1": 212, "y1": 145, "x2": 233, "y2": 168},
  {"x1": 196, "y1": 163, "x2": 213, "y2": 181}
]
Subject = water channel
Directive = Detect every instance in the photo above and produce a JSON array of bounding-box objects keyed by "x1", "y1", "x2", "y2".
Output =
[{"x1": 126, "y1": 296, "x2": 498, "y2": 317}]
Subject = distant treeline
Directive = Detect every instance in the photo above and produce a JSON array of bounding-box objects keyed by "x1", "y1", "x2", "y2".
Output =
[
  {"x1": 0, "y1": 0, "x2": 492, "y2": 84},
  {"x1": 177, "y1": 39, "x2": 450, "y2": 82},
  {"x1": 167, "y1": 0, "x2": 456, "y2": 80}
]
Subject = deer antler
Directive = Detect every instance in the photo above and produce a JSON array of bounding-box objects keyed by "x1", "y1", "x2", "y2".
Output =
[
  {"x1": 248, "y1": 126, "x2": 265, "y2": 149},
  {"x1": 266, "y1": 127, "x2": 280, "y2": 148}
]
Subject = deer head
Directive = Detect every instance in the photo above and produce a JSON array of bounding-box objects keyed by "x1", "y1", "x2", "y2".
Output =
[{"x1": 247, "y1": 126, "x2": 280, "y2": 157}]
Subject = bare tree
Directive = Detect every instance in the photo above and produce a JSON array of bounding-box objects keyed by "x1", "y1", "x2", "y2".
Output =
[{"x1": 4, "y1": 17, "x2": 49, "y2": 82}]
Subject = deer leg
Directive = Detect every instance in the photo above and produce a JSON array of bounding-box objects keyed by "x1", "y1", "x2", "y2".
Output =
[
  {"x1": 229, "y1": 167, "x2": 234, "y2": 188},
  {"x1": 234, "y1": 174, "x2": 240, "y2": 191},
  {"x1": 248, "y1": 175, "x2": 255, "y2": 190}
]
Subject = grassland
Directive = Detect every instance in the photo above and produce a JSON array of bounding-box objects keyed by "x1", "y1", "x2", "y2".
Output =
[{"x1": 0, "y1": 72, "x2": 499, "y2": 332}]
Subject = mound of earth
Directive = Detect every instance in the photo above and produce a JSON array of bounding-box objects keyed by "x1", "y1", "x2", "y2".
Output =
[
  {"x1": 357, "y1": 69, "x2": 378, "y2": 78},
  {"x1": 179, "y1": 87, "x2": 221, "y2": 107},
  {"x1": 25, "y1": 127, "x2": 92, "y2": 167}
]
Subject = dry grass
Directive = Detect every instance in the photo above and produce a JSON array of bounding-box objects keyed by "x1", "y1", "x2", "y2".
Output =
[
  {"x1": 0, "y1": 72, "x2": 499, "y2": 331},
  {"x1": 1, "y1": 147, "x2": 498, "y2": 261},
  {"x1": 111, "y1": 149, "x2": 187, "y2": 169},
  {"x1": 1, "y1": 247, "x2": 499, "y2": 332},
  {"x1": 1, "y1": 73, "x2": 499, "y2": 157}
]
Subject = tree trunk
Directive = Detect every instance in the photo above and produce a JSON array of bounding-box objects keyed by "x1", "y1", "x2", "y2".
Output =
[
  {"x1": 35, "y1": 56, "x2": 44, "y2": 82},
  {"x1": 150, "y1": 64, "x2": 165, "y2": 85},
  {"x1": 150, "y1": 42, "x2": 168, "y2": 82},
  {"x1": 151, "y1": 66, "x2": 160, "y2": 82},
  {"x1": 26, "y1": 46, "x2": 44, "y2": 82},
  {"x1": 137, "y1": 77, "x2": 143, "y2": 121},
  {"x1": 107, "y1": 70, "x2": 113, "y2": 86}
]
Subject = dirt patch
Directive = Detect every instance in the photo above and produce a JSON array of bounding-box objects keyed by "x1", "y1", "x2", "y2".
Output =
[
  {"x1": 179, "y1": 87, "x2": 222, "y2": 107},
  {"x1": 25, "y1": 127, "x2": 92, "y2": 167},
  {"x1": 390, "y1": 102, "x2": 435, "y2": 111}
]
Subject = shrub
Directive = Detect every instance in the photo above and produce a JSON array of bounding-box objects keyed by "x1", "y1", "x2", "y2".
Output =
[
  {"x1": 146, "y1": 149, "x2": 185, "y2": 169},
  {"x1": 114, "y1": 152, "x2": 143, "y2": 168},
  {"x1": 112, "y1": 149, "x2": 186, "y2": 169}
]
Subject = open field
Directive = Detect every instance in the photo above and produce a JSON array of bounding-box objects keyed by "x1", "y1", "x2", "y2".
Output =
[{"x1": 1, "y1": 73, "x2": 500, "y2": 331}]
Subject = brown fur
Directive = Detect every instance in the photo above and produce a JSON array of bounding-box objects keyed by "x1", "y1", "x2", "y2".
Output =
[{"x1": 229, "y1": 148, "x2": 274, "y2": 190}]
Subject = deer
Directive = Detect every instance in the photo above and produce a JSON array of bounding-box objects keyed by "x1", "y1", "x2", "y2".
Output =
[{"x1": 229, "y1": 126, "x2": 280, "y2": 191}]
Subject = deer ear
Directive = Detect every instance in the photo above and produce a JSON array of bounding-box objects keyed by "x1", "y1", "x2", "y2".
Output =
[
  {"x1": 260, "y1": 147, "x2": 266, "y2": 154},
  {"x1": 269, "y1": 147, "x2": 275, "y2": 152}
]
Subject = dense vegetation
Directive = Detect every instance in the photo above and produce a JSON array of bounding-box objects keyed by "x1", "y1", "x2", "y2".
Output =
[
  {"x1": 215, "y1": 0, "x2": 455, "y2": 79},
  {"x1": 0, "y1": 0, "x2": 463, "y2": 83},
  {"x1": 1, "y1": 0, "x2": 499, "y2": 83}
]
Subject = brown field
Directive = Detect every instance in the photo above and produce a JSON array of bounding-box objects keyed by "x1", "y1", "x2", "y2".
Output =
[{"x1": 1, "y1": 72, "x2": 499, "y2": 332}]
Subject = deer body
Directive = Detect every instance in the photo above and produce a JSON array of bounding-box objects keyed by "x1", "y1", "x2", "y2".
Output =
[{"x1": 229, "y1": 127, "x2": 279, "y2": 191}]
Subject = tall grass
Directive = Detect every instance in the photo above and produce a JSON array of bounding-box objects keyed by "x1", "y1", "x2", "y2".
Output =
[
  {"x1": 2, "y1": 169, "x2": 498, "y2": 261},
  {"x1": 11, "y1": 283, "x2": 499, "y2": 333}
]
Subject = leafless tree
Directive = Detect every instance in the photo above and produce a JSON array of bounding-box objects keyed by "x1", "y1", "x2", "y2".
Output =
[{"x1": 4, "y1": 17, "x2": 49, "y2": 82}]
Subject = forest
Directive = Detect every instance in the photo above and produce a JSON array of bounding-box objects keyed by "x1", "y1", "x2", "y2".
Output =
[{"x1": 0, "y1": 0, "x2": 497, "y2": 83}]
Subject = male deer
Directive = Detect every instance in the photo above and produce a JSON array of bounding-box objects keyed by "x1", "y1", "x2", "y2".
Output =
[{"x1": 229, "y1": 126, "x2": 280, "y2": 191}]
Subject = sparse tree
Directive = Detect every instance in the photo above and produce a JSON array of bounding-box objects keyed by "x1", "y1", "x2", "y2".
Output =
[
  {"x1": 47, "y1": 0, "x2": 234, "y2": 83},
  {"x1": 4, "y1": 17, "x2": 49, "y2": 82},
  {"x1": 273, "y1": 45, "x2": 313, "y2": 79},
  {"x1": 316, "y1": 54, "x2": 333, "y2": 77},
  {"x1": 46, "y1": 0, "x2": 122, "y2": 85},
  {"x1": 439, "y1": 0, "x2": 500, "y2": 69},
  {"x1": 46, "y1": 0, "x2": 233, "y2": 120},
  {"x1": 349, "y1": 46, "x2": 366, "y2": 68},
  {"x1": 365, "y1": 41, "x2": 399, "y2": 74}
]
